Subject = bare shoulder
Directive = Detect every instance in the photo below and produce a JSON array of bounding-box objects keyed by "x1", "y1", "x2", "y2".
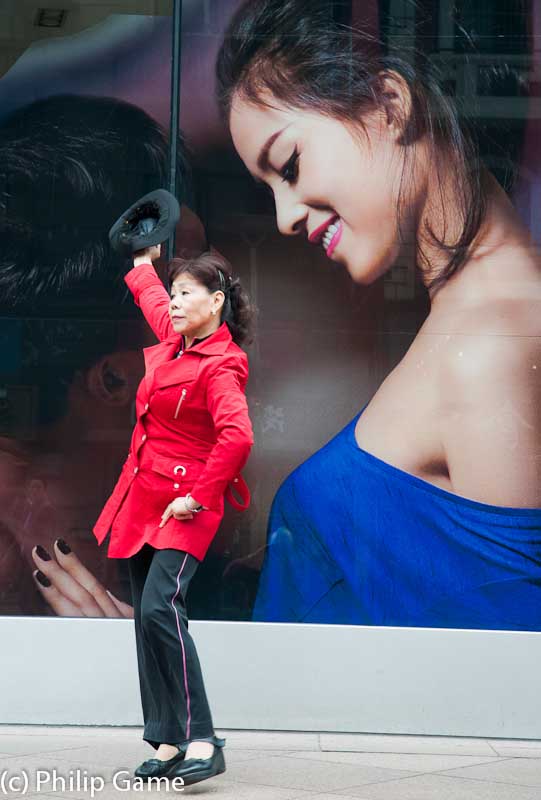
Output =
[
  {"x1": 434, "y1": 298, "x2": 541, "y2": 390},
  {"x1": 430, "y1": 299, "x2": 541, "y2": 506}
]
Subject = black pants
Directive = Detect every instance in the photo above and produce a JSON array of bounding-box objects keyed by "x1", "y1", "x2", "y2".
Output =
[{"x1": 127, "y1": 544, "x2": 215, "y2": 749}]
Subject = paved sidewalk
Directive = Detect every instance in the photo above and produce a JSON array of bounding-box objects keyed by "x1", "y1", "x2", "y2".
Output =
[{"x1": 1, "y1": 726, "x2": 541, "y2": 798}]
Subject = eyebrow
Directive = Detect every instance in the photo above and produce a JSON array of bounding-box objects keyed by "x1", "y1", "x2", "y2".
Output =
[{"x1": 257, "y1": 126, "x2": 288, "y2": 173}]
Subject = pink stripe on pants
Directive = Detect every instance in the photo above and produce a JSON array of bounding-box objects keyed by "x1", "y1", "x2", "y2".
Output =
[{"x1": 171, "y1": 553, "x2": 191, "y2": 740}]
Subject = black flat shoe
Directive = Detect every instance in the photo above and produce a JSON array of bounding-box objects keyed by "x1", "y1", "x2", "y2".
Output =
[
  {"x1": 134, "y1": 744, "x2": 187, "y2": 779},
  {"x1": 169, "y1": 743, "x2": 226, "y2": 786}
]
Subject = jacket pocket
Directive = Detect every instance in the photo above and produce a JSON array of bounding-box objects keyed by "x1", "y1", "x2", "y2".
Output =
[{"x1": 150, "y1": 455, "x2": 205, "y2": 486}]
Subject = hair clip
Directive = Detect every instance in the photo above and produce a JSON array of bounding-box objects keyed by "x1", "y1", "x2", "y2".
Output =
[{"x1": 217, "y1": 268, "x2": 227, "y2": 292}]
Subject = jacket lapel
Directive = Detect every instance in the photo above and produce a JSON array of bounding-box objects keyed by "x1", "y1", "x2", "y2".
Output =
[{"x1": 143, "y1": 338, "x2": 180, "y2": 374}]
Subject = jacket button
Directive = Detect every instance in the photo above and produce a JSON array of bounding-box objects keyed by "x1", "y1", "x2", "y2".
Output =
[
  {"x1": 234, "y1": 478, "x2": 239, "y2": 483},
  {"x1": 144, "y1": 403, "x2": 149, "y2": 411},
  {"x1": 133, "y1": 467, "x2": 139, "y2": 475},
  {"x1": 174, "y1": 483, "x2": 180, "y2": 490},
  {"x1": 141, "y1": 434, "x2": 147, "y2": 443}
]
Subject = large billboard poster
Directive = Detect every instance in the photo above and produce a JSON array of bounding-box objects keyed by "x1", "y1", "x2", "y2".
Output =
[{"x1": 0, "y1": 0, "x2": 540, "y2": 631}]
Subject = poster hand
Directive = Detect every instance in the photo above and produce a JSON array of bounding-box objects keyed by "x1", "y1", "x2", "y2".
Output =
[
  {"x1": 31, "y1": 539, "x2": 134, "y2": 618},
  {"x1": 105, "y1": 588, "x2": 134, "y2": 618}
]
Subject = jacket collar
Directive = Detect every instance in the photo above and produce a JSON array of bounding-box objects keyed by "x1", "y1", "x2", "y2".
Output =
[
  {"x1": 143, "y1": 324, "x2": 233, "y2": 387},
  {"x1": 164, "y1": 322, "x2": 232, "y2": 356}
]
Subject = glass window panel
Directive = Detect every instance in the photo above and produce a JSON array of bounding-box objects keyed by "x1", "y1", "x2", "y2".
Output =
[
  {"x1": 0, "y1": 0, "x2": 174, "y2": 617},
  {"x1": 180, "y1": 0, "x2": 541, "y2": 631},
  {"x1": 4, "y1": 0, "x2": 539, "y2": 631}
]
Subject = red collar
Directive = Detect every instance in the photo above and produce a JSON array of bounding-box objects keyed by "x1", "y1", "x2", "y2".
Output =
[{"x1": 165, "y1": 322, "x2": 232, "y2": 356}]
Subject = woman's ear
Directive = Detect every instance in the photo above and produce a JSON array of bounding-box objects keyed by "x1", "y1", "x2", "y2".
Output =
[
  {"x1": 213, "y1": 290, "x2": 226, "y2": 315},
  {"x1": 85, "y1": 353, "x2": 134, "y2": 407},
  {"x1": 376, "y1": 69, "x2": 414, "y2": 143}
]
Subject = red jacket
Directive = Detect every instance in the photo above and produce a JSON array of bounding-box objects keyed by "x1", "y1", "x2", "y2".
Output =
[{"x1": 93, "y1": 263, "x2": 254, "y2": 561}]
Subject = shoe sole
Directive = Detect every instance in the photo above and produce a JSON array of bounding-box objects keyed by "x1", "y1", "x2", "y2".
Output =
[
  {"x1": 179, "y1": 763, "x2": 226, "y2": 787},
  {"x1": 176, "y1": 750, "x2": 226, "y2": 787}
]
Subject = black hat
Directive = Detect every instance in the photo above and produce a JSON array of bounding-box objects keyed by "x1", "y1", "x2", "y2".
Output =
[{"x1": 108, "y1": 189, "x2": 181, "y2": 254}]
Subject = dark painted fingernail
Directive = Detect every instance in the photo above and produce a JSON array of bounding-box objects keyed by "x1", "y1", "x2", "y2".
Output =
[
  {"x1": 34, "y1": 570, "x2": 51, "y2": 587},
  {"x1": 56, "y1": 538, "x2": 71, "y2": 555},
  {"x1": 36, "y1": 544, "x2": 51, "y2": 561}
]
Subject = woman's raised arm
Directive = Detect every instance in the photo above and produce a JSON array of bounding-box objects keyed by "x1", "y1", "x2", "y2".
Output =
[{"x1": 124, "y1": 247, "x2": 174, "y2": 341}]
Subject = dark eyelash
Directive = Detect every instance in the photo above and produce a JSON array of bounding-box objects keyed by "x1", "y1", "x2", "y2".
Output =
[{"x1": 280, "y1": 148, "x2": 299, "y2": 183}]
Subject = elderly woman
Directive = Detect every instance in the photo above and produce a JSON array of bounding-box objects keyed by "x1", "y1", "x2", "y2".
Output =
[
  {"x1": 216, "y1": 0, "x2": 541, "y2": 630},
  {"x1": 93, "y1": 246, "x2": 254, "y2": 786}
]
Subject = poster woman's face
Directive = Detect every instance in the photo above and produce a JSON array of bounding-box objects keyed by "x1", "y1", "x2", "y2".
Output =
[{"x1": 230, "y1": 93, "x2": 414, "y2": 284}]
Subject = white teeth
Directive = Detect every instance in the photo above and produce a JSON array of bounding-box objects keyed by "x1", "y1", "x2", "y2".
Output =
[{"x1": 321, "y1": 220, "x2": 340, "y2": 250}]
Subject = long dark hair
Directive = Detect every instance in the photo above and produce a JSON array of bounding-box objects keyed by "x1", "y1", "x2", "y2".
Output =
[
  {"x1": 216, "y1": 0, "x2": 488, "y2": 291},
  {"x1": 168, "y1": 251, "x2": 255, "y2": 346}
]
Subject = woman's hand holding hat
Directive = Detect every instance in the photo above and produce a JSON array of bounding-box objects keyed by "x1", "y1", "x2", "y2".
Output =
[{"x1": 133, "y1": 244, "x2": 161, "y2": 267}]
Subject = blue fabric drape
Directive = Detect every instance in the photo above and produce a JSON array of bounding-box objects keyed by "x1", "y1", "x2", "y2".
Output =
[{"x1": 254, "y1": 414, "x2": 541, "y2": 630}]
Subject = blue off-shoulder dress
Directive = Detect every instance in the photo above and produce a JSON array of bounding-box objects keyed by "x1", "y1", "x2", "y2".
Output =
[{"x1": 253, "y1": 411, "x2": 541, "y2": 630}]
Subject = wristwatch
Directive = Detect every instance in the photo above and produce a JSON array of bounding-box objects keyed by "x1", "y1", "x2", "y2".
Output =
[{"x1": 185, "y1": 493, "x2": 203, "y2": 513}]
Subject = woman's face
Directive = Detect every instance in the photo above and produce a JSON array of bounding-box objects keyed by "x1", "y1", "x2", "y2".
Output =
[
  {"x1": 230, "y1": 94, "x2": 418, "y2": 284},
  {"x1": 169, "y1": 274, "x2": 221, "y2": 338}
]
